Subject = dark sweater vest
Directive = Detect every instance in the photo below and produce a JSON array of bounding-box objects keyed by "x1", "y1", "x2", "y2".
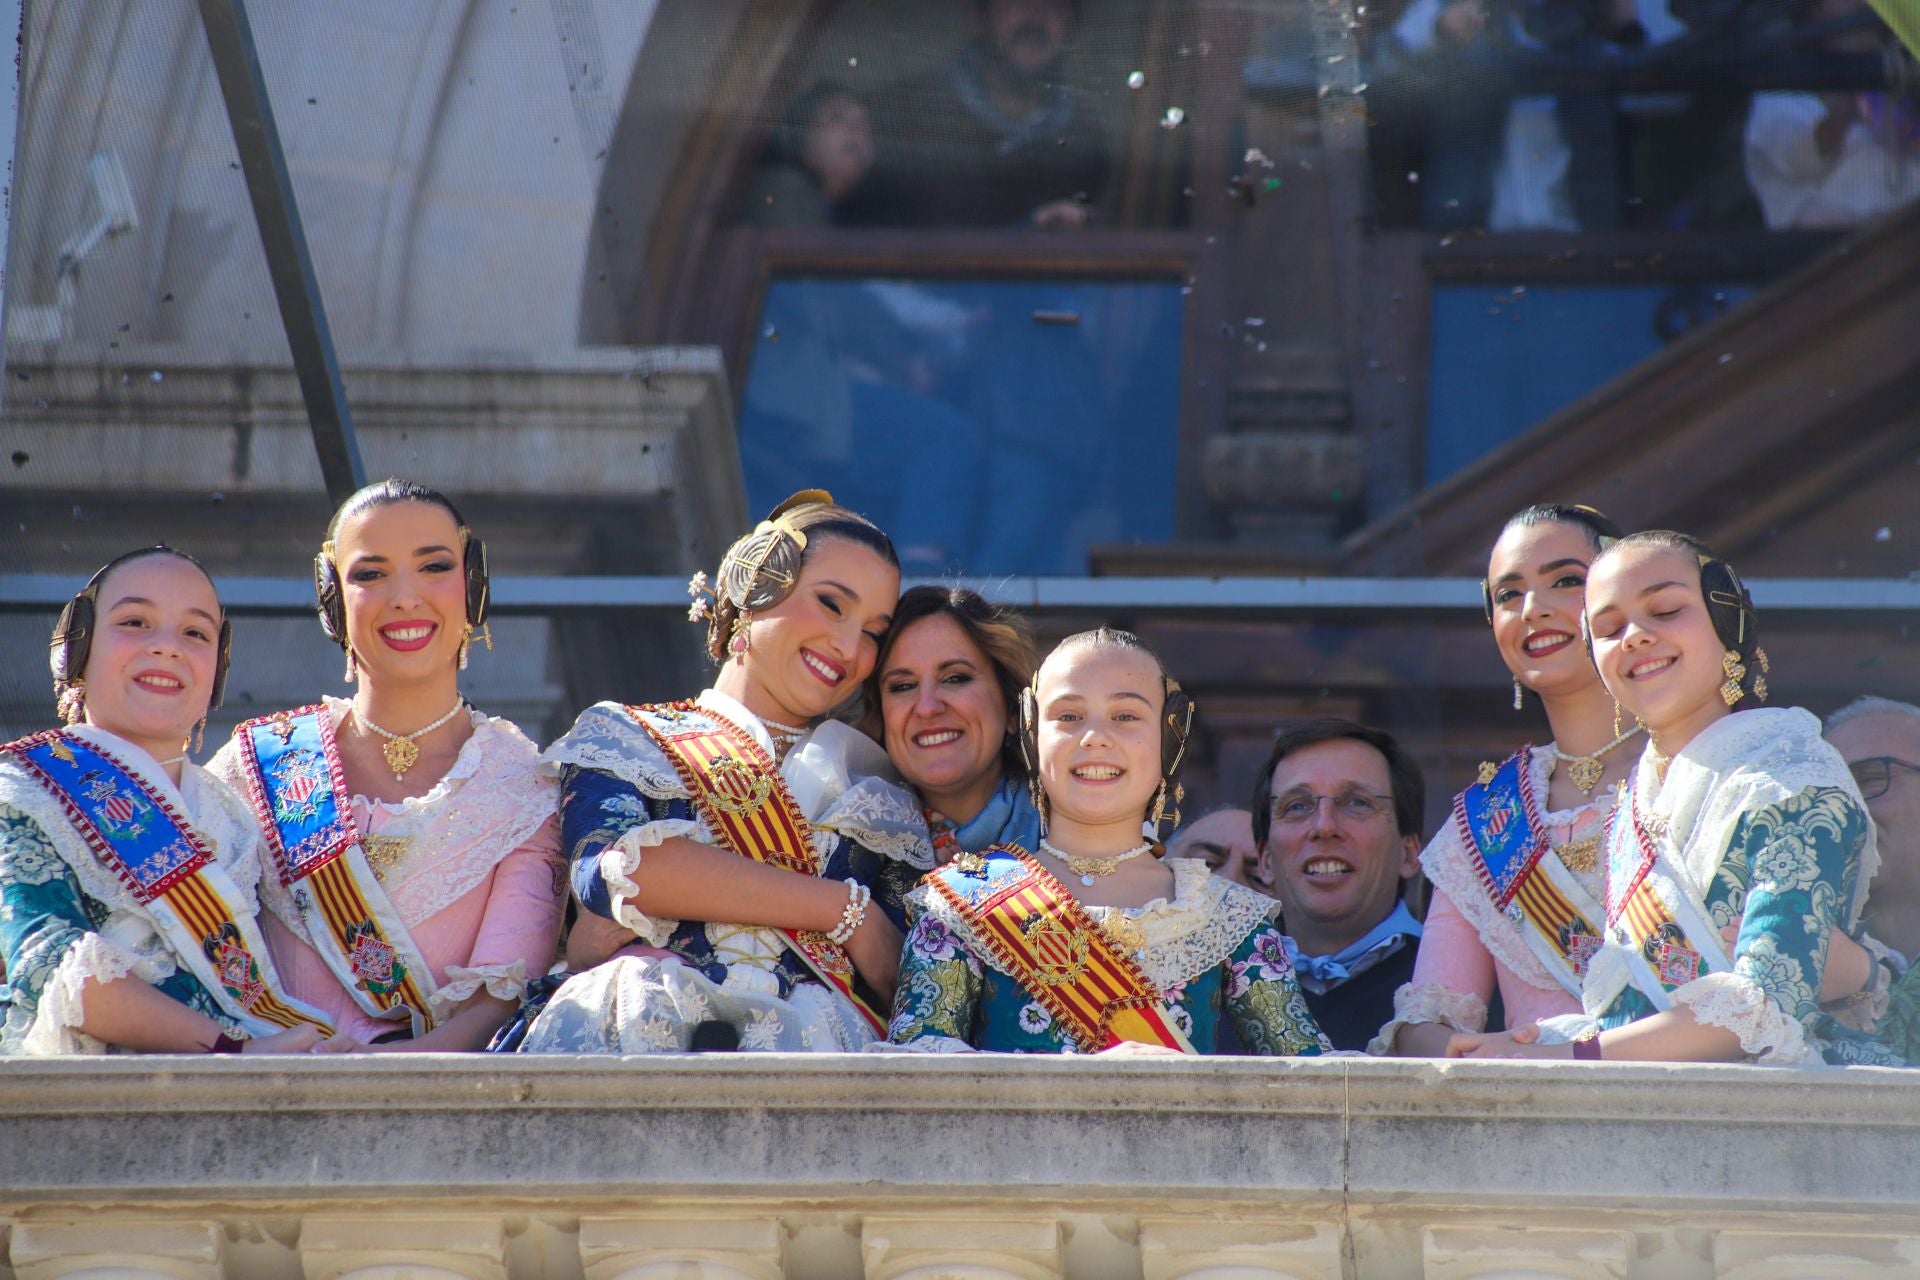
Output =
[{"x1": 1299, "y1": 940, "x2": 1420, "y2": 1053}]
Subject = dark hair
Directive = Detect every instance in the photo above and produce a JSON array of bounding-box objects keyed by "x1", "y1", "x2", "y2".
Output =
[
  {"x1": 324, "y1": 478, "x2": 469, "y2": 543},
  {"x1": 870, "y1": 584, "x2": 1037, "y2": 778},
  {"x1": 1496, "y1": 503, "x2": 1623, "y2": 552},
  {"x1": 1249, "y1": 718, "x2": 1426, "y2": 848},
  {"x1": 770, "y1": 79, "x2": 866, "y2": 171},
  {"x1": 1588, "y1": 529, "x2": 1767, "y2": 707}
]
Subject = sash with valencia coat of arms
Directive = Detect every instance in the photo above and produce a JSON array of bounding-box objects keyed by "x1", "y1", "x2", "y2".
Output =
[
  {"x1": 1454, "y1": 749, "x2": 1609, "y2": 996},
  {"x1": 1, "y1": 729, "x2": 335, "y2": 1037},
  {"x1": 625, "y1": 700, "x2": 886, "y2": 1035},
  {"x1": 233, "y1": 706, "x2": 441, "y2": 1035},
  {"x1": 926, "y1": 845, "x2": 1197, "y2": 1053}
]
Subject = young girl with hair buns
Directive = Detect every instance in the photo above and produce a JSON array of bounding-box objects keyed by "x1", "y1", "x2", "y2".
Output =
[{"x1": 886, "y1": 627, "x2": 1332, "y2": 1056}]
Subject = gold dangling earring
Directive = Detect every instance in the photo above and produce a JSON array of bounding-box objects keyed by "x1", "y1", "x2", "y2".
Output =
[
  {"x1": 1148, "y1": 779, "x2": 1169, "y2": 830},
  {"x1": 1753, "y1": 647, "x2": 1770, "y2": 702},
  {"x1": 56, "y1": 681, "x2": 86, "y2": 725},
  {"x1": 343, "y1": 642, "x2": 357, "y2": 684},
  {"x1": 729, "y1": 611, "x2": 753, "y2": 658},
  {"x1": 1720, "y1": 649, "x2": 1747, "y2": 707},
  {"x1": 459, "y1": 623, "x2": 472, "y2": 671},
  {"x1": 1029, "y1": 777, "x2": 1048, "y2": 836},
  {"x1": 192, "y1": 717, "x2": 207, "y2": 756},
  {"x1": 1513, "y1": 679, "x2": 1525, "y2": 711},
  {"x1": 1612, "y1": 700, "x2": 1624, "y2": 740}
]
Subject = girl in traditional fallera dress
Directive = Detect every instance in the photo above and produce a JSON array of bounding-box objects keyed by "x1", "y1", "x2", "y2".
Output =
[
  {"x1": 1449, "y1": 531, "x2": 1903, "y2": 1065},
  {"x1": 209, "y1": 481, "x2": 565, "y2": 1051},
  {"x1": 886, "y1": 628, "x2": 1333, "y2": 1055},
  {"x1": 0, "y1": 548, "x2": 350, "y2": 1055},
  {"x1": 513, "y1": 491, "x2": 930, "y2": 1054},
  {"x1": 1377, "y1": 505, "x2": 1636, "y2": 1055},
  {"x1": 872, "y1": 585, "x2": 1042, "y2": 865}
]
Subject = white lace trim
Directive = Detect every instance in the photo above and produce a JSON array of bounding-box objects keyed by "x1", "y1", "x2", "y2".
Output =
[
  {"x1": 1, "y1": 735, "x2": 267, "y2": 957},
  {"x1": 601, "y1": 821, "x2": 695, "y2": 948},
  {"x1": 543, "y1": 695, "x2": 934, "y2": 868},
  {"x1": 865, "y1": 1034, "x2": 975, "y2": 1054},
  {"x1": 914, "y1": 859, "x2": 1274, "y2": 990},
  {"x1": 1421, "y1": 745, "x2": 1610, "y2": 996},
  {"x1": 20, "y1": 931, "x2": 142, "y2": 1056},
  {"x1": 1640, "y1": 708, "x2": 1876, "y2": 920},
  {"x1": 1366, "y1": 982, "x2": 1489, "y2": 1056},
  {"x1": 428, "y1": 958, "x2": 531, "y2": 1019},
  {"x1": 1670, "y1": 970, "x2": 1818, "y2": 1064},
  {"x1": 209, "y1": 701, "x2": 557, "y2": 930}
]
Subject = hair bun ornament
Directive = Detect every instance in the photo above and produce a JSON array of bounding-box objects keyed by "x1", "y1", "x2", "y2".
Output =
[{"x1": 716, "y1": 490, "x2": 834, "y2": 614}]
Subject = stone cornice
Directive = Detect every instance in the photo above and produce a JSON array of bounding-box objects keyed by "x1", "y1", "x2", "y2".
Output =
[{"x1": 4, "y1": 1056, "x2": 1917, "y2": 1215}]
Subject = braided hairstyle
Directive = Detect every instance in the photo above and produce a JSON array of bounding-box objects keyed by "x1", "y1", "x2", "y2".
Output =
[{"x1": 687, "y1": 490, "x2": 898, "y2": 665}]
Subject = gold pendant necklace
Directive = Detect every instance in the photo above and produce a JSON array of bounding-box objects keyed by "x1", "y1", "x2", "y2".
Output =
[
  {"x1": 1038, "y1": 837, "x2": 1154, "y2": 887},
  {"x1": 356, "y1": 700, "x2": 465, "y2": 782},
  {"x1": 1551, "y1": 723, "x2": 1643, "y2": 794}
]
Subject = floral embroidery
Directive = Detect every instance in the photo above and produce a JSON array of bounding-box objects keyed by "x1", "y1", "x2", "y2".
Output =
[
  {"x1": 0, "y1": 806, "x2": 67, "y2": 886},
  {"x1": 1017, "y1": 999, "x2": 1052, "y2": 1035},
  {"x1": 739, "y1": 1008, "x2": 784, "y2": 1050}
]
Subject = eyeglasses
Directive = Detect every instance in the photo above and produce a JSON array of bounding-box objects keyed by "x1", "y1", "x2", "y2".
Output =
[
  {"x1": 1270, "y1": 791, "x2": 1394, "y2": 826},
  {"x1": 1849, "y1": 756, "x2": 1920, "y2": 800}
]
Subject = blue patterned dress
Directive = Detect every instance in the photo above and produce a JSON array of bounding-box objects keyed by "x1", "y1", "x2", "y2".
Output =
[
  {"x1": 888, "y1": 852, "x2": 1333, "y2": 1055},
  {"x1": 511, "y1": 692, "x2": 934, "y2": 1053}
]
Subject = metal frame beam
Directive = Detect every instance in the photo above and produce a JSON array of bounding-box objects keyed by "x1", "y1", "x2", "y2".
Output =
[
  {"x1": 5, "y1": 576, "x2": 1919, "y2": 618},
  {"x1": 195, "y1": 0, "x2": 364, "y2": 505}
]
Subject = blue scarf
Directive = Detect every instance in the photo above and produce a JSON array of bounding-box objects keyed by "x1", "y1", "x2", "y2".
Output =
[
  {"x1": 948, "y1": 774, "x2": 1043, "y2": 856},
  {"x1": 1284, "y1": 901, "x2": 1423, "y2": 995}
]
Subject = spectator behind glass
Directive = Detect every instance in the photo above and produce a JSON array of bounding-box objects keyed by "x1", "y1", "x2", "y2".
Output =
[
  {"x1": 860, "y1": 0, "x2": 1110, "y2": 229},
  {"x1": 1167, "y1": 807, "x2": 1265, "y2": 891},
  {"x1": 1746, "y1": 0, "x2": 1920, "y2": 229},
  {"x1": 1251, "y1": 719, "x2": 1426, "y2": 1051},
  {"x1": 742, "y1": 80, "x2": 879, "y2": 227},
  {"x1": 1386, "y1": 0, "x2": 1684, "y2": 229}
]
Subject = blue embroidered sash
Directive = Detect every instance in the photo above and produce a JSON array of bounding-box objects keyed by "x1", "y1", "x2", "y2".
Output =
[
  {"x1": 1452, "y1": 749, "x2": 1607, "y2": 993},
  {"x1": 233, "y1": 707, "x2": 439, "y2": 1034},
  {"x1": 1, "y1": 730, "x2": 334, "y2": 1037}
]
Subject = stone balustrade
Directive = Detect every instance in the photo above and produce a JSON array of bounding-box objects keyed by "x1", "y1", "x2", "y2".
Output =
[{"x1": 3, "y1": 1055, "x2": 1919, "y2": 1277}]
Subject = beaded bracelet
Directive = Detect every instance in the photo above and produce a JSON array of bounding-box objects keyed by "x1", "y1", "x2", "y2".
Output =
[{"x1": 826, "y1": 880, "x2": 871, "y2": 945}]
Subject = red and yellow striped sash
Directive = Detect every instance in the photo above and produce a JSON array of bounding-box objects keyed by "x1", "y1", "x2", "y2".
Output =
[
  {"x1": 931, "y1": 847, "x2": 1194, "y2": 1053},
  {"x1": 630, "y1": 702, "x2": 883, "y2": 1034},
  {"x1": 1511, "y1": 865, "x2": 1606, "y2": 979}
]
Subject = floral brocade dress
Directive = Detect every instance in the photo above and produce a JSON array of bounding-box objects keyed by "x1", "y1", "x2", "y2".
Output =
[
  {"x1": 517, "y1": 690, "x2": 934, "y2": 1054},
  {"x1": 0, "y1": 727, "x2": 286, "y2": 1054},
  {"x1": 887, "y1": 852, "x2": 1334, "y2": 1055},
  {"x1": 1538, "y1": 708, "x2": 1905, "y2": 1066}
]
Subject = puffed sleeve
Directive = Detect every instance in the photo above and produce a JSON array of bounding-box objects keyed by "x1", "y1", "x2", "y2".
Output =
[
  {"x1": 559, "y1": 765, "x2": 696, "y2": 947},
  {"x1": 428, "y1": 815, "x2": 566, "y2": 1018},
  {"x1": 1674, "y1": 784, "x2": 1866, "y2": 1062},
  {"x1": 1225, "y1": 923, "x2": 1335, "y2": 1056}
]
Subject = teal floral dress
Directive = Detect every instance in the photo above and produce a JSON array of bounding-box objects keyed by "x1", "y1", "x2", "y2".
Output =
[
  {"x1": 1546, "y1": 708, "x2": 1905, "y2": 1066},
  {"x1": 888, "y1": 851, "x2": 1333, "y2": 1055},
  {"x1": 0, "y1": 736, "x2": 273, "y2": 1055}
]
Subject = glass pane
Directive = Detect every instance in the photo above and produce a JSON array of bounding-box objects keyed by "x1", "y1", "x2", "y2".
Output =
[{"x1": 738, "y1": 275, "x2": 1183, "y2": 574}]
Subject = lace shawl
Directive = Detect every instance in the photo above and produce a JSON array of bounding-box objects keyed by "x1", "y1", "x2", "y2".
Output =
[
  {"x1": 1367, "y1": 983, "x2": 1491, "y2": 1055},
  {"x1": 1419, "y1": 744, "x2": 1611, "y2": 996},
  {"x1": 911, "y1": 858, "x2": 1277, "y2": 991},
  {"x1": 0, "y1": 727, "x2": 269, "y2": 1050},
  {"x1": 208, "y1": 698, "x2": 558, "y2": 936},
  {"x1": 1582, "y1": 707, "x2": 1872, "y2": 1062}
]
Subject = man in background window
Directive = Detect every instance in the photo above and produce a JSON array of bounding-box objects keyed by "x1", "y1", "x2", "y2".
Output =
[{"x1": 862, "y1": 0, "x2": 1111, "y2": 229}]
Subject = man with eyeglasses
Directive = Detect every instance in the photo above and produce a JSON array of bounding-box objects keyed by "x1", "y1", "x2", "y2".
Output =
[{"x1": 1251, "y1": 718, "x2": 1427, "y2": 1051}]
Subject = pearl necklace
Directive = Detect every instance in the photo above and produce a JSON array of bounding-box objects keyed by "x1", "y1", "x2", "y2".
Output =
[
  {"x1": 758, "y1": 714, "x2": 808, "y2": 761},
  {"x1": 356, "y1": 700, "x2": 465, "y2": 781},
  {"x1": 1550, "y1": 723, "x2": 1643, "y2": 794},
  {"x1": 1038, "y1": 837, "x2": 1154, "y2": 887}
]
